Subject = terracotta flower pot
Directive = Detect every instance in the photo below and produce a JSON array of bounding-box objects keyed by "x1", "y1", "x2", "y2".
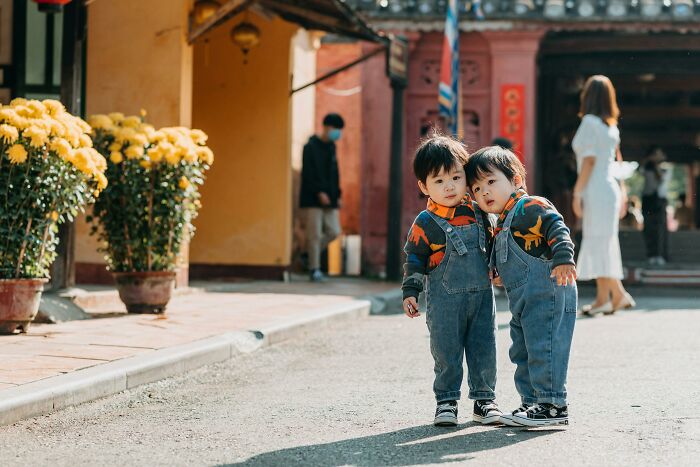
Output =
[
  {"x1": 112, "y1": 271, "x2": 176, "y2": 314},
  {"x1": 0, "y1": 278, "x2": 49, "y2": 334}
]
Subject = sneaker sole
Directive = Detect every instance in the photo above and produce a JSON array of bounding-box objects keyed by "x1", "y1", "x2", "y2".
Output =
[
  {"x1": 434, "y1": 415, "x2": 458, "y2": 427},
  {"x1": 473, "y1": 413, "x2": 503, "y2": 425},
  {"x1": 499, "y1": 414, "x2": 526, "y2": 427},
  {"x1": 511, "y1": 415, "x2": 569, "y2": 427}
]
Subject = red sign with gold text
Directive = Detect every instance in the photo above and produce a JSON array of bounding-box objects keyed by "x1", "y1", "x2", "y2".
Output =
[{"x1": 500, "y1": 84, "x2": 525, "y2": 162}]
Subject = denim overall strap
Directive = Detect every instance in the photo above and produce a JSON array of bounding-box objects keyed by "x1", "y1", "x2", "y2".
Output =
[
  {"x1": 472, "y1": 202, "x2": 488, "y2": 256},
  {"x1": 426, "y1": 211, "x2": 468, "y2": 256},
  {"x1": 498, "y1": 197, "x2": 527, "y2": 263}
]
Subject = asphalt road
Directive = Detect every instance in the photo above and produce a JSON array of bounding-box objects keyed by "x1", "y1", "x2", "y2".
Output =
[{"x1": 0, "y1": 290, "x2": 698, "y2": 466}]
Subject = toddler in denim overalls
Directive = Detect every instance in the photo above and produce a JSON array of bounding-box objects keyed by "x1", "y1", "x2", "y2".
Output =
[
  {"x1": 402, "y1": 135, "x2": 502, "y2": 427},
  {"x1": 466, "y1": 146, "x2": 578, "y2": 427}
]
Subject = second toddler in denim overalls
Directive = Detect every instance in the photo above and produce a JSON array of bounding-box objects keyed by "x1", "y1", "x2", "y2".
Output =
[{"x1": 466, "y1": 145, "x2": 578, "y2": 427}]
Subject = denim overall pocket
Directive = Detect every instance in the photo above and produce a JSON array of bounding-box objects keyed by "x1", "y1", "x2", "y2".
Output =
[{"x1": 497, "y1": 235, "x2": 529, "y2": 292}]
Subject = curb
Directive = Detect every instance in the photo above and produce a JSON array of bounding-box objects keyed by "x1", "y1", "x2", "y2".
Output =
[{"x1": 0, "y1": 299, "x2": 370, "y2": 426}]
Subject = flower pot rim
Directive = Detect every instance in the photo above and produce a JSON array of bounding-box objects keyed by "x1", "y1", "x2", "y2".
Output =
[
  {"x1": 0, "y1": 278, "x2": 50, "y2": 284},
  {"x1": 112, "y1": 271, "x2": 177, "y2": 278}
]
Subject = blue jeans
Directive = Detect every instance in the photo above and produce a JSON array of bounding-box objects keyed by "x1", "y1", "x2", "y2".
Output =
[
  {"x1": 425, "y1": 211, "x2": 497, "y2": 403},
  {"x1": 494, "y1": 199, "x2": 577, "y2": 407}
]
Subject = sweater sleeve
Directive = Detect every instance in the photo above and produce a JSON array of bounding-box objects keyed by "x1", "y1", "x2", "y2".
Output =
[
  {"x1": 402, "y1": 214, "x2": 432, "y2": 300},
  {"x1": 512, "y1": 198, "x2": 576, "y2": 267}
]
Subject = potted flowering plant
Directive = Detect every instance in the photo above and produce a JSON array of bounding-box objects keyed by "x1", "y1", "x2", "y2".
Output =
[
  {"x1": 88, "y1": 112, "x2": 213, "y2": 313},
  {"x1": 0, "y1": 98, "x2": 107, "y2": 333}
]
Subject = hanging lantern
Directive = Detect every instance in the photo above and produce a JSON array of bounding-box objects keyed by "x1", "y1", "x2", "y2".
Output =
[
  {"x1": 230, "y1": 21, "x2": 261, "y2": 64},
  {"x1": 32, "y1": 0, "x2": 72, "y2": 13},
  {"x1": 192, "y1": 0, "x2": 221, "y2": 25}
]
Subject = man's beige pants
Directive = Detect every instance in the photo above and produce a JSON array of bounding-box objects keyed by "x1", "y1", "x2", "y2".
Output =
[{"x1": 305, "y1": 208, "x2": 341, "y2": 270}]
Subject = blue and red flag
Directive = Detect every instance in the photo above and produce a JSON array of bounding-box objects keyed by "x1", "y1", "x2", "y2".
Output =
[{"x1": 438, "y1": 0, "x2": 462, "y2": 139}]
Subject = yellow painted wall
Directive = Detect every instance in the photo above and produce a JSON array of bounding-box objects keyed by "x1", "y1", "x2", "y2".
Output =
[
  {"x1": 76, "y1": 0, "x2": 194, "y2": 264},
  {"x1": 189, "y1": 17, "x2": 298, "y2": 266}
]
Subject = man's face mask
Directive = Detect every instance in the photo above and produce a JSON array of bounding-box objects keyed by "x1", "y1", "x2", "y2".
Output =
[{"x1": 328, "y1": 129, "x2": 342, "y2": 141}]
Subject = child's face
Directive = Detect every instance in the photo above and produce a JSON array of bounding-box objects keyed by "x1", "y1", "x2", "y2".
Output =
[
  {"x1": 470, "y1": 168, "x2": 522, "y2": 214},
  {"x1": 418, "y1": 165, "x2": 467, "y2": 208}
]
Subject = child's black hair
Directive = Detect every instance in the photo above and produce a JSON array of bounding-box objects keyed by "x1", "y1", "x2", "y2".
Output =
[
  {"x1": 413, "y1": 133, "x2": 469, "y2": 183},
  {"x1": 465, "y1": 145, "x2": 527, "y2": 190}
]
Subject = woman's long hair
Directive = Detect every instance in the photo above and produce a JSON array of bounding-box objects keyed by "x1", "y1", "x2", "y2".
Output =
[{"x1": 579, "y1": 75, "x2": 620, "y2": 126}]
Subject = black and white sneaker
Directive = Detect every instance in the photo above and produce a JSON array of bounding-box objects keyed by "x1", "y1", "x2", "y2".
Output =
[
  {"x1": 473, "y1": 400, "x2": 503, "y2": 424},
  {"x1": 434, "y1": 400, "x2": 458, "y2": 426},
  {"x1": 511, "y1": 403, "x2": 568, "y2": 427},
  {"x1": 500, "y1": 403, "x2": 532, "y2": 426}
]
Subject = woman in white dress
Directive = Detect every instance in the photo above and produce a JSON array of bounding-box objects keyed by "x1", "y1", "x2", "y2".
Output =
[{"x1": 571, "y1": 75, "x2": 635, "y2": 315}]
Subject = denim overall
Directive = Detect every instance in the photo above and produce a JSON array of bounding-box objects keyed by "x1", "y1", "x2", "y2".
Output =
[
  {"x1": 425, "y1": 206, "x2": 496, "y2": 403},
  {"x1": 493, "y1": 198, "x2": 577, "y2": 407}
]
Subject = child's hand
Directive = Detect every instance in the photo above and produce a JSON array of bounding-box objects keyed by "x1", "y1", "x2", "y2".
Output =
[
  {"x1": 551, "y1": 264, "x2": 577, "y2": 286},
  {"x1": 489, "y1": 269, "x2": 502, "y2": 287},
  {"x1": 403, "y1": 297, "x2": 421, "y2": 318}
]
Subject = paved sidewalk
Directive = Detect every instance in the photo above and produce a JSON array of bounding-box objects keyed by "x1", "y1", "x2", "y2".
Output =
[{"x1": 0, "y1": 276, "x2": 399, "y2": 425}]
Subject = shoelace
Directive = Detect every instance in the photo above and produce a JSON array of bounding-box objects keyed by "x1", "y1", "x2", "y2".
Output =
[
  {"x1": 513, "y1": 404, "x2": 531, "y2": 415},
  {"x1": 437, "y1": 403, "x2": 457, "y2": 413},
  {"x1": 478, "y1": 401, "x2": 498, "y2": 412}
]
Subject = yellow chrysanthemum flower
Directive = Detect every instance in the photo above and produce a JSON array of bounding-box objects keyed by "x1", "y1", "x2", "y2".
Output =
[
  {"x1": 196, "y1": 146, "x2": 214, "y2": 165},
  {"x1": 42, "y1": 99, "x2": 65, "y2": 116},
  {"x1": 161, "y1": 143, "x2": 180, "y2": 166},
  {"x1": 109, "y1": 142, "x2": 122, "y2": 152},
  {"x1": 115, "y1": 127, "x2": 136, "y2": 144},
  {"x1": 147, "y1": 147, "x2": 163, "y2": 163},
  {"x1": 162, "y1": 128, "x2": 181, "y2": 144},
  {"x1": 122, "y1": 116, "x2": 141, "y2": 128},
  {"x1": 49, "y1": 138, "x2": 73, "y2": 159},
  {"x1": 76, "y1": 118, "x2": 91, "y2": 134},
  {"x1": 140, "y1": 108, "x2": 148, "y2": 118},
  {"x1": 140, "y1": 160, "x2": 152, "y2": 170},
  {"x1": 44, "y1": 118, "x2": 65, "y2": 137},
  {"x1": 141, "y1": 124, "x2": 156, "y2": 140},
  {"x1": 108, "y1": 112, "x2": 125, "y2": 123},
  {"x1": 110, "y1": 151, "x2": 123, "y2": 164},
  {"x1": 49, "y1": 211, "x2": 59, "y2": 221},
  {"x1": 150, "y1": 130, "x2": 166, "y2": 142},
  {"x1": 88, "y1": 114, "x2": 113, "y2": 131},
  {"x1": 190, "y1": 129, "x2": 208, "y2": 145},
  {"x1": 23, "y1": 126, "x2": 49, "y2": 148},
  {"x1": 182, "y1": 150, "x2": 197, "y2": 163},
  {"x1": 9, "y1": 114, "x2": 29, "y2": 130},
  {"x1": 27, "y1": 100, "x2": 47, "y2": 117},
  {"x1": 91, "y1": 150, "x2": 107, "y2": 172},
  {"x1": 0, "y1": 124, "x2": 19, "y2": 144},
  {"x1": 179, "y1": 176, "x2": 190, "y2": 190},
  {"x1": 0, "y1": 108, "x2": 17, "y2": 122},
  {"x1": 96, "y1": 172, "x2": 108, "y2": 190},
  {"x1": 73, "y1": 148, "x2": 95, "y2": 175},
  {"x1": 7, "y1": 144, "x2": 28, "y2": 164},
  {"x1": 129, "y1": 133, "x2": 148, "y2": 147},
  {"x1": 79, "y1": 133, "x2": 93, "y2": 148},
  {"x1": 124, "y1": 144, "x2": 144, "y2": 159},
  {"x1": 14, "y1": 105, "x2": 32, "y2": 118},
  {"x1": 10, "y1": 98, "x2": 28, "y2": 107}
]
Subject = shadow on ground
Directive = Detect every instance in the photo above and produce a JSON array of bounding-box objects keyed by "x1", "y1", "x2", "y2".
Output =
[{"x1": 222, "y1": 424, "x2": 560, "y2": 466}]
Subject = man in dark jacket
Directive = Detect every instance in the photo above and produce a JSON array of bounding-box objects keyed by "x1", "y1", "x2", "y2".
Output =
[{"x1": 300, "y1": 113, "x2": 344, "y2": 281}]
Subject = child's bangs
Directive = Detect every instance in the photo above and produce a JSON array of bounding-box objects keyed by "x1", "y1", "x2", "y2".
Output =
[
  {"x1": 427, "y1": 152, "x2": 460, "y2": 178},
  {"x1": 466, "y1": 156, "x2": 497, "y2": 184}
]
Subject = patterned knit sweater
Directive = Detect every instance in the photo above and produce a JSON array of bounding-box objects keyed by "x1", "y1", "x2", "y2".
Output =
[
  {"x1": 495, "y1": 189, "x2": 575, "y2": 269},
  {"x1": 402, "y1": 196, "x2": 494, "y2": 300}
]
